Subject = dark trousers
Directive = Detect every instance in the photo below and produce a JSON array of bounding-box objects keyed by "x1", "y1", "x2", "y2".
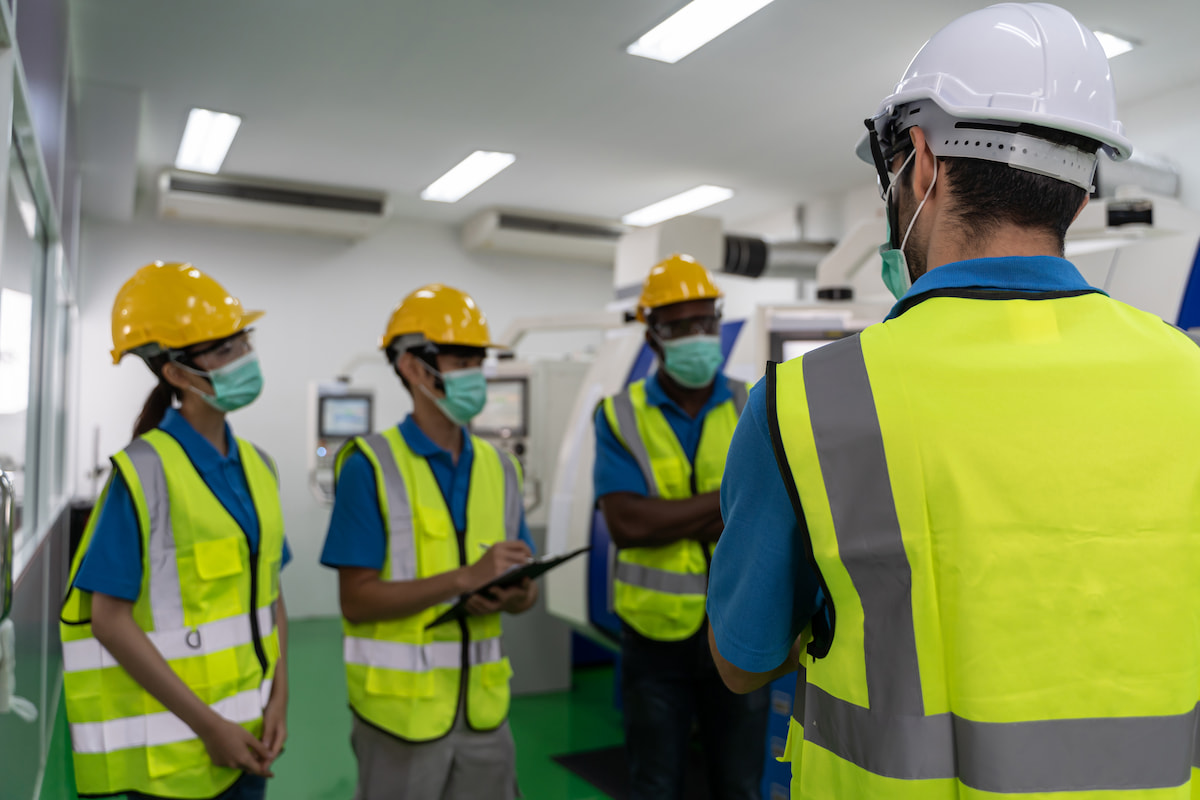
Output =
[
  {"x1": 621, "y1": 624, "x2": 770, "y2": 800},
  {"x1": 126, "y1": 773, "x2": 267, "y2": 800}
]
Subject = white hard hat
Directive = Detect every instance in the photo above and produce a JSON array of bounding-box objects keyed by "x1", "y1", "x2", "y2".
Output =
[{"x1": 857, "y1": 3, "x2": 1132, "y2": 185}]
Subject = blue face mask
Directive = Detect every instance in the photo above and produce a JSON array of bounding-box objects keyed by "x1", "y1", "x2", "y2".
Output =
[
  {"x1": 422, "y1": 366, "x2": 487, "y2": 425},
  {"x1": 658, "y1": 334, "x2": 724, "y2": 389},
  {"x1": 187, "y1": 351, "x2": 264, "y2": 413}
]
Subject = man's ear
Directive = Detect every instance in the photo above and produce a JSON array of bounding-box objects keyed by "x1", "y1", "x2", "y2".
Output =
[{"x1": 908, "y1": 126, "x2": 939, "y2": 199}]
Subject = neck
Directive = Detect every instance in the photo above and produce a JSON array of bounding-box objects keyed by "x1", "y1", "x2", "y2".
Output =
[
  {"x1": 925, "y1": 219, "x2": 1063, "y2": 272},
  {"x1": 657, "y1": 370, "x2": 714, "y2": 419},
  {"x1": 412, "y1": 399, "x2": 463, "y2": 460},
  {"x1": 179, "y1": 397, "x2": 229, "y2": 456}
]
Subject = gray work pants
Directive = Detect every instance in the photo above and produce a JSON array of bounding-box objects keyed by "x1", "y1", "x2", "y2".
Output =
[{"x1": 351, "y1": 712, "x2": 517, "y2": 800}]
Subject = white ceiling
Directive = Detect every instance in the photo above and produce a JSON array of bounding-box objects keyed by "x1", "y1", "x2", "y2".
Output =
[{"x1": 69, "y1": 0, "x2": 1200, "y2": 231}]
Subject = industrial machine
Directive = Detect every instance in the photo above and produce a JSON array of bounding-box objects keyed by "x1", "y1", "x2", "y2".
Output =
[{"x1": 308, "y1": 380, "x2": 375, "y2": 504}]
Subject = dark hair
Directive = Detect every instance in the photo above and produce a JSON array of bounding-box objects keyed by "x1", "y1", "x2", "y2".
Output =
[
  {"x1": 132, "y1": 354, "x2": 180, "y2": 438},
  {"x1": 383, "y1": 339, "x2": 484, "y2": 393},
  {"x1": 921, "y1": 126, "x2": 1098, "y2": 250}
]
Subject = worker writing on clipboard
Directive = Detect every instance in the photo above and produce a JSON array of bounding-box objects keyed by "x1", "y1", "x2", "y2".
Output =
[{"x1": 320, "y1": 284, "x2": 537, "y2": 800}]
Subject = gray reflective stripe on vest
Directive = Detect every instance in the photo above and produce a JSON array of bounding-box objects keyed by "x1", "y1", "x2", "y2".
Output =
[
  {"x1": 728, "y1": 378, "x2": 749, "y2": 415},
  {"x1": 124, "y1": 440, "x2": 185, "y2": 632},
  {"x1": 799, "y1": 683, "x2": 1199, "y2": 791},
  {"x1": 797, "y1": 333, "x2": 1200, "y2": 791},
  {"x1": 610, "y1": 391, "x2": 659, "y2": 497},
  {"x1": 613, "y1": 560, "x2": 707, "y2": 596},
  {"x1": 499, "y1": 452, "x2": 521, "y2": 541},
  {"x1": 362, "y1": 434, "x2": 417, "y2": 582},
  {"x1": 343, "y1": 635, "x2": 503, "y2": 672},
  {"x1": 63, "y1": 605, "x2": 274, "y2": 673},
  {"x1": 804, "y1": 335, "x2": 920, "y2": 715},
  {"x1": 70, "y1": 678, "x2": 272, "y2": 755},
  {"x1": 251, "y1": 444, "x2": 278, "y2": 484}
]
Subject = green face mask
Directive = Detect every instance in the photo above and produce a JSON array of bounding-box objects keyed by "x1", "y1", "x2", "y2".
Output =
[
  {"x1": 879, "y1": 219, "x2": 911, "y2": 301},
  {"x1": 659, "y1": 334, "x2": 724, "y2": 389},
  {"x1": 187, "y1": 352, "x2": 265, "y2": 412},
  {"x1": 422, "y1": 366, "x2": 487, "y2": 425}
]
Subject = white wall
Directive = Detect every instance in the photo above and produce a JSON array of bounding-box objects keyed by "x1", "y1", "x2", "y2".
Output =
[
  {"x1": 1121, "y1": 79, "x2": 1200, "y2": 212},
  {"x1": 76, "y1": 213, "x2": 613, "y2": 618}
]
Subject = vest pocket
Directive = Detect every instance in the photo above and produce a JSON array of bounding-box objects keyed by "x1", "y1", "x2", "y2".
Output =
[
  {"x1": 479, "y1": 657, "x2": 513, "y2": 688},
  {"x1": 365, "y1": 666, "x2": 436, "y2": 698},
  {"x1": 193, "y1": 537, "x2": 245, "y2": 581},
  {"x1": 146, "y1": 738, "x2": 207, "y2": 778}
]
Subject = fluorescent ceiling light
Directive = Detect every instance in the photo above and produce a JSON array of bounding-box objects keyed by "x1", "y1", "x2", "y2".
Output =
[
  {"x1": 627, "y1": 0, "x2": 778, "y2": 64},
  {"x1": 421, "y1": 151, "x2": 516, "y2": 203},
  {"x1": 1093, "y1": 31, "x2": 1135, "y2": 59},
  {"x1": 622, "y1": 184, "x2": 734, "y2": 227},
  {"x1": 175, "y1": 108, "x2": 242, "y2": 174}
]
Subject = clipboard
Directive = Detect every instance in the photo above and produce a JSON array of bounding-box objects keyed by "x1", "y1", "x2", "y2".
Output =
[{"x1": 425, "y1": 545, "x2": 590, "y2": 629}]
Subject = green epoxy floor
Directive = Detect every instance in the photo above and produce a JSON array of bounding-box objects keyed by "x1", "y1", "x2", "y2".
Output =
[{"x1": 41, "y1": 618, "x2": 624, "y2": 800}]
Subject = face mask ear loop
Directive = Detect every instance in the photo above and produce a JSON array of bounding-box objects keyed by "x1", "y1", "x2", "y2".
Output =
[
  {"x1": 884, "y1": 148, "x2": 917, "y2": 250},
  {"x1": 899, "y1": 152, "x2": 938, "y2": 253}
]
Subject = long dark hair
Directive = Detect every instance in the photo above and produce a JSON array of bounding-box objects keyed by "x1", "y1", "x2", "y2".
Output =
[{"x1": 132, "y1": 354, "x2": 180, "y2": 439}]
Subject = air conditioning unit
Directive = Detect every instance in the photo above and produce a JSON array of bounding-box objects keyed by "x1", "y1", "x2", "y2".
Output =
[
  {"x1": 157, "y1": 170, "x2": 389, "y2": 239},
  {"x1": 461, "y1": 208, "x2": 627, "y2": 263}
]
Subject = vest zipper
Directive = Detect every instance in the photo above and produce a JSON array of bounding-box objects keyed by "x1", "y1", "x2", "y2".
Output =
[
  {"x1": 690, "y1": 415, "x2": 714, "y2": 576},
  {"x1": 246, "y1": 541, "x2": 268, "y2": 675},
  {"x1": 455, "y1": 525, "x2": 470, "y2": 727}
]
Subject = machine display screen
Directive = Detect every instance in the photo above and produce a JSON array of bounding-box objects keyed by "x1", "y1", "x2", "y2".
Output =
[
  {"x1": 473, "y1": 378, "x2": 527, "y2": 437},
  {"x1": 771, "y1": 330, "x2": 850, "y2": 362},
  {"x1": 320, "y1": 395, "x2": 373, "y2": 438}
]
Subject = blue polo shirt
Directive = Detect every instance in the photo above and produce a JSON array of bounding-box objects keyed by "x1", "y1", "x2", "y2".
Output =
[
  {"x1": 592, "y1": 371, "x2": 734, "y2": 499},
  {"x1": 74, "y1": 408, "x2": 293, "y2": 602},
  {"x1": 320, "y1": 415, "x2": 535, "y2": 571},
  {"x1": 708, "y1": 256, "x2": 1098, "y2": 673}
]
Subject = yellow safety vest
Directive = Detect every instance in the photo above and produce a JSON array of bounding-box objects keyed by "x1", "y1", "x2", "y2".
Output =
[
  {"x1": 60, "y1": 430, "x2": 284, "y2": 800},
  {"x1": 337, "y1": 428, "x2": 523, "y2": 742},
  {"x1": 770, "y1": 289, "x2": 1200, "y2": 798},
  {"x1": 602, "y1": 376, "x2": 749, "y2": 641}
]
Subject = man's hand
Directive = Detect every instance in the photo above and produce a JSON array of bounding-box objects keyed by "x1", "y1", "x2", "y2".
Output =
[
  {"x1": 262, "y1": 682, "x2": 288, "y2": 766},
  {"x1": 198, "y1": 715, "x2": 274, "y2": 777},
  {"x1": 464, "y1": 578, "x2": 536, "y2": 616},
  {"x1": 467, "y1": 541, "x2": 532, "y2": 590}
]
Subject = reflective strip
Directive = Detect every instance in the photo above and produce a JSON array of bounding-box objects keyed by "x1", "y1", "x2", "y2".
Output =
[
  {"x1": 610, "y1": 392, "x2": 659, "y2": 497},
  {"x1": 803, "y1": 336, "x2": 921, "y2": 715},
  {"x1": 363, "y1": 434, "x2": 417, "y2": 582},
  {"x1": 343, "y1": 635, "x2": 503, "y2": 672},
  {"x1": 613, "y1": 560, "x2": 707, "y2": 596},
  {"x1": 63, "y1": 606, "x2": 275, "y2": 673},
  {"x1": 729, "y1": 379, "x2": 749, "y2": 415},
  {"x1": 251, "y1": 444, "x2": 278, "y2": 484},
  {"x1": 499, "y1": 452, "x2": 521, "y2": 541},
  {"x1": 125, "y1": 440, "x2": 185, "y2": 632},
  {"x1": 802, "y1": 684, "x2": 1199, "y2": 791},
  {"x1": 798, "y1": 334, "x2": 1200, "y2": 790},
  {"x1": 70, "y1": 679, "x2": 271, "y2": 755}
]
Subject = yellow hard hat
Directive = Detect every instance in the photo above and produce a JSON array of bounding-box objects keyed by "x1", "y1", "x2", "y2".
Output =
[
  {"x1": 110, "y1": 262, "x2": 263, "y2": 364},
  {"x1": 380, "y1": 284, "x2": 502, "y2": 350},
  {"x1": 636, "y1": 254, "x2": 723, "y2": 322}
]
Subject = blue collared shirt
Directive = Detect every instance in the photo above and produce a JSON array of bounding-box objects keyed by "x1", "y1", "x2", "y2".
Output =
[
  {"x1": 74, "y1": 408, "x2": 293, "y2": 602},
  {"x1": 593, "y1": 371, "x2": 734, "y2": 499},
  {"x1": 709, "y1": 256, "x2": 1099, "y2": 672},
  {"x1": 320, "y1": 415, "x2": 535, "y2": 571}
]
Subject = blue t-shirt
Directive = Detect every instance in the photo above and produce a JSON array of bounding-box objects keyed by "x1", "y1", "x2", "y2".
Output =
[
  {"x1": 74, "y1": 408, "x2": 293, "y2": 602},
  {"x1": 320, "y1": 415, "x2": 535, "y2": 571},
  {"x1": 592, "y1": 371, "x2": 734, "y2": 499},
  {"x1": 708, "y1": 256, "x2": 1098, "y2": 673}
]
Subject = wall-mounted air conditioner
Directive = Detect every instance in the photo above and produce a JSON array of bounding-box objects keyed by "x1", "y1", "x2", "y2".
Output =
[
  {"x1": 157, "y1": 170, "x2": 389, "y2": 239},
  {"x1": 461, "y1": 208, "x2": 627, "y2": 263}
]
